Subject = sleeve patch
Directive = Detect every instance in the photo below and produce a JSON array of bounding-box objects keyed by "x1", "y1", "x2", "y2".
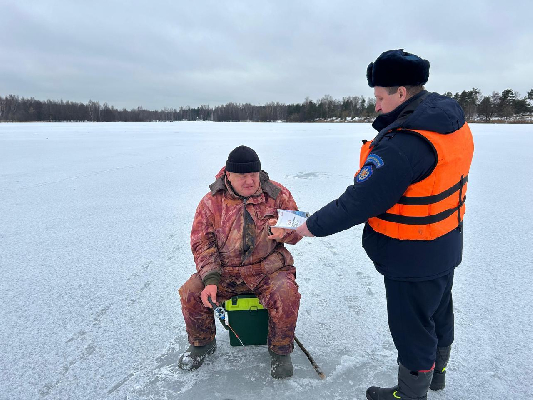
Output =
[
  {"x1": 366, "y1": 153, "x2": 384, "y2": 168},
  {"x1": 356, "y1": 165, "x2": 373, "y2": 183}
]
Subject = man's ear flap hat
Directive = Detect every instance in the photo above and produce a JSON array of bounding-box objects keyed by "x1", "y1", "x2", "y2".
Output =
[{"x1": 367, "y1": 49, "x2": 430, "y2": 87}]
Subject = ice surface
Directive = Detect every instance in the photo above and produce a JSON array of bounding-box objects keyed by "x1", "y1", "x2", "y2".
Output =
[{"x1": 1, "y1": 122, "x2": 532, "y2": 399}]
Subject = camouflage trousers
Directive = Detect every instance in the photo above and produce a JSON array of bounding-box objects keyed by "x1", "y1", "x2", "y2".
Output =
[{"x1": 179, "y1": 266, "x2": 300, "y2": 355}]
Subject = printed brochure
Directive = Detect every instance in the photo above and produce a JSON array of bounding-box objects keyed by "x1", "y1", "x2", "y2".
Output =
[{"x1": 273, "y1": 209, "x2": 310, "y2": 230}]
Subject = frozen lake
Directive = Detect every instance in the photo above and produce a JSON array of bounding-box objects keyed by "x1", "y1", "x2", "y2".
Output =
[{"x1": 1, "y1": 121, "x2": 532, "y2": 400}]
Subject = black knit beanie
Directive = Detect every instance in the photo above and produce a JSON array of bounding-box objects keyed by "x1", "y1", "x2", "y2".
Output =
[
  {"x1": 226, "y1": 145, "x2": 261, "y2": 173},
  {"x1": 367, "y1": 49, "x2": 430, "y2": 87}
]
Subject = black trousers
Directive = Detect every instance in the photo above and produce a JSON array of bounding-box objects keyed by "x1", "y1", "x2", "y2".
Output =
[{"x1": 384, "y1": 271, "x2": 454, "y2": 371}]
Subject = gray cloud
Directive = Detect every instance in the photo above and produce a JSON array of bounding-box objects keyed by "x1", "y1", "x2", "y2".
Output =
[{"x1": 1, "y1": 0, "x2": 531, "y2": 109}]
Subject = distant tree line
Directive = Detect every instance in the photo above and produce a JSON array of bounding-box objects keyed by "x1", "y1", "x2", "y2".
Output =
[
  {"x1": 443, "y1": 88, "x2": 533, "y2": 123},
  {"x1": 1, "y1": 88, "x2": 532, "y2": 123}
]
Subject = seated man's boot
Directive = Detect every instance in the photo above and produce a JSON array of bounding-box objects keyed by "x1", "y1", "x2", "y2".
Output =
[
  {"x1": 366, "y1": 363, "x2": 433, "y2": 400},
  {"x1": 269, "y1": 349, "x2": 293, "y2": 379},
  {"x1": 430, "y1": 345, "x2": 451, "y2": 391},
  {"x1": 178, "y1": 339, "x2": 216, "y2": 371}
]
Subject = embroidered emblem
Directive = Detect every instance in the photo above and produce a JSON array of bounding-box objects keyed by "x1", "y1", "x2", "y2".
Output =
[
  {"x1": 356, "y1": 165, "x2": 373, "y2": 183},
  {"x1": 366, "y1": 153, "x2": 384, "y2": 168}
]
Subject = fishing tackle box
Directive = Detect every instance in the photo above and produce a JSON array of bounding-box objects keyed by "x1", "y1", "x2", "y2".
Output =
[{"x1": 224, "y1": 294, "x2": 268, "y2": 346}]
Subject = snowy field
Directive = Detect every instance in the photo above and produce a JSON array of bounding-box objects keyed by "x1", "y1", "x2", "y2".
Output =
[{"x1": 1, "y1": 121, "x2": 532, "y2": 400}]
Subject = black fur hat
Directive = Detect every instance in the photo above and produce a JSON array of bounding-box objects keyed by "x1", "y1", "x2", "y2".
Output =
[
  {"x1": 226, "y1": 145, "x2": 261, "y2": 173},
  {"x1": 367, "y1": 49, "x2": 430, "y2": 87}
]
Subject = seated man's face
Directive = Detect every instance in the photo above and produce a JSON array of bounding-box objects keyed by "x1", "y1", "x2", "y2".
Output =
[{"x1": 226, "y1": 172, "x2": 260, "y2": 197}]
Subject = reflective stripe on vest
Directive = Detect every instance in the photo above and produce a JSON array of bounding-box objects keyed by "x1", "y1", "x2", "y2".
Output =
[{"x1": 359, "y1": 123, "x2": 474, "y2": 240}]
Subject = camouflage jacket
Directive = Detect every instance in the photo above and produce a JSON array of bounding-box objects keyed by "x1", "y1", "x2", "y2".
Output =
[{"x1": 190, "y1": 167, "x2": 302, "y2": 287}]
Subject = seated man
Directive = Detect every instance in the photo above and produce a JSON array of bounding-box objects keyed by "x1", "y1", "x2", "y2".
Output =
[{"x1": 178, "y1": 145, "x2": 302, "y2": 379}]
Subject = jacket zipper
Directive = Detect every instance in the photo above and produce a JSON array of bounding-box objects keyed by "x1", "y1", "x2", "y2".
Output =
[{"x1": 241, "y1": 198, "x2": 247, "y2": 266}]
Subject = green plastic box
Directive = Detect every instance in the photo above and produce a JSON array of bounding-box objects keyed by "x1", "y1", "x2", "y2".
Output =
[{"x1": 224, "y1": 294, "x2": 269, "y2": 346}]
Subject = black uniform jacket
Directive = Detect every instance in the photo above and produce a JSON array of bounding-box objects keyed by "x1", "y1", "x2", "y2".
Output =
[{"x1": 306, "y1": 91, "x2": 467, "y2": 281}]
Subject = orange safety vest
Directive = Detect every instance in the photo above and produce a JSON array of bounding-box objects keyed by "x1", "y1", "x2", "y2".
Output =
[{"x1": 357, "y1": 123, "x2": 474, "y2": 240}]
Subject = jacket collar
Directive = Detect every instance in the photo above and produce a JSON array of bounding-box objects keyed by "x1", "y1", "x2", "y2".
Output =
[{"x1": 371, "y1": 90, "x2": 466, "y2": 148}]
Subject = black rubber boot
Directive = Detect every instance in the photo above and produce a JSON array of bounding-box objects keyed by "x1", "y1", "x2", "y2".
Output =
[
  {"x1": 269, "y1": 349, "x2": 293, "y2": 379},
  {"x1": 178, "y1": 339, "x2": 216, "y2": 371},
  {"x1": 366, "y1": 363, "x2": 433, "y2": 400},
  {"x1": 430, "y1": 345, "x2": 451, "y2": 391}
]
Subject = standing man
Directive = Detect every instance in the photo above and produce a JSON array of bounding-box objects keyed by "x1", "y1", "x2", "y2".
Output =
[
  {"x1": 296, "y1": 49, "x2": 474, "y2": 399},
  {"x1": 179, "y1": 145, "x2": 302, "y2": 379}
]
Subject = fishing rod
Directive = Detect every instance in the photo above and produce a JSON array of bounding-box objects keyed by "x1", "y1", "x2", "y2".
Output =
[
  {"x1": 207, "y1": 296, "x2": 245, "y2": 346},
  {"x1": 294, "y1": 335, "x2": 326, "y2": 379}
]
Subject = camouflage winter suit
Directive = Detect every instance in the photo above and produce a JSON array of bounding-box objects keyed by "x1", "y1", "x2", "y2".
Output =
[{"x1": 179, "y1": 167, "x2": 302, "y2": 355}]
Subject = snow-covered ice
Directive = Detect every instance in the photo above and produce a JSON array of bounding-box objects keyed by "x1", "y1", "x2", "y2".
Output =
[{"x1": 1, "y1": 121, "x2": 532, "y2": 400}]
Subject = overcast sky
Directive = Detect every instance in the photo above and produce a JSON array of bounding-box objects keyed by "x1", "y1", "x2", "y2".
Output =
[{"x1": 2, "y1": 0, "x2": 531, "y2": 110}]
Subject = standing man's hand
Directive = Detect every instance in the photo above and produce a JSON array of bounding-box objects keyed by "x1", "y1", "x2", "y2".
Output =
[
  {"x1": 201, "y1": 284, "x2": 218, "y2": 308},
  {"x1": 296, "y1": 221, "x2": 315, "y2": 237}
]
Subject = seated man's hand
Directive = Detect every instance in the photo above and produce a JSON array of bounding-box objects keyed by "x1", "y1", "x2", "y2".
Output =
[
  {"x1": 267, "y1": 219, "x2": 288, "y2": 242},
  {"x1": 201, "y1": 284, "x2": 218, "y2": 308}
]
